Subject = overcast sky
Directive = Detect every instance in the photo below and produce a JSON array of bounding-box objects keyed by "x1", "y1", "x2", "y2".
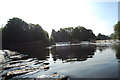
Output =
[{"x1": 0, "y1": 0, "x2": 119, "y2": 36}]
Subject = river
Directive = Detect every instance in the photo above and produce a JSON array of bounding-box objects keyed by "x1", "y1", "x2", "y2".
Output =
[{"x1": 0, "y1": 43, "x2": 120, "y2": 80}]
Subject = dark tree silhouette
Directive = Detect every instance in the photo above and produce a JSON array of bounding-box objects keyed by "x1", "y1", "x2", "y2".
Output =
[
  {"x1": 96, "y1": 33, "x2": 110, "y2": 40},
  {"x1": 51, "y1": 26, "x2": 96, "y2": 43},
  {"x1": 2, "y1": 17, "x2": 49, "y2": 50}
]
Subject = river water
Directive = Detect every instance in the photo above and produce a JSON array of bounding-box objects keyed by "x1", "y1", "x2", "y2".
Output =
[{"x1": 1, "y1": 43, "x2": 120, "y2": 80}]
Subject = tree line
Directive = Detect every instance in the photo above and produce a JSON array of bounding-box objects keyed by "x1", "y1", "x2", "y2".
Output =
[
  {"x1": 50, "y1": 27, "x2": 111, "y2": 44},
  {"x1": 50, "y1": 27, "x2": 96, "y2": 43},
  {"x1": 0, "y1": 17, "x2": 120, "y2": 50}
]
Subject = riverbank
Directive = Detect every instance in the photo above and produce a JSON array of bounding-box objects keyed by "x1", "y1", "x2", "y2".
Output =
[{"x1": 52, "y1": 40, "x2": 120, "y2": 47}]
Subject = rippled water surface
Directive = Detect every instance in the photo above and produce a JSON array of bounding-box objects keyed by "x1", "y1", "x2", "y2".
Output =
[{"x1": 1, "y1": 44, "x2": 120, "y2": 80}]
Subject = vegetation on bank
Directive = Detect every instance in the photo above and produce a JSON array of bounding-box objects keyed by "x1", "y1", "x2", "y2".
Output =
[
  {"x1": 111, "y1": 21, "x2": 120, "y2": 40},
  {"x1": 50, "y1": 27, "x2": 111, "y2": 44},
  {"x1": 50, "y1": 27, "x2": 96, "y2": 43},
  {"x1": 0, "y1": 17, "x2": 120, "y2": 50},
  {"x1": 2, "y1": 17, "x2": 49, "y2": 50}
]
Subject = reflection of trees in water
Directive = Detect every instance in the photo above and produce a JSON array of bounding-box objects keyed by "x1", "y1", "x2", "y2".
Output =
[
  {"x1": 51, "y1": 44, "x2": 96, "y2": 62},
  {"x1": 20, "y1": 47, "x2": 49, "y2": 60},
  {"x1": 5, "y1": 45, "x2": 49, "y2": 60},
  {"x1": 5, "y1": 43, "x2": 120, "y2": 63},
  {"x1": 112, "y1": 44, "x2": 120, "y2": 59},
  {"x1": 96, "y1": 44, "x2": 109, "y2": 52}
]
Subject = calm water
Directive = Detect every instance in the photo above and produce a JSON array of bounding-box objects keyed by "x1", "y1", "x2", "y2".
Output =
[{"x1": 1, "y1": 44, "x2": 120, "y2": 79}]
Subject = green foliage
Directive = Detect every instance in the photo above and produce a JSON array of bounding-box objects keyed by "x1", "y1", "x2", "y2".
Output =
[
  {"x1": 2, "y1": 17, "x2": 49, "y2": 49},
  {"x1": 114, "y1": 21, "x2": 120, "y2": 40},
  {"x1": 50, "y1": 26, "x2": 96, "y2": 43},
  {"x1": 110, "y1": 33, "x2": 116, "y2": 39}
]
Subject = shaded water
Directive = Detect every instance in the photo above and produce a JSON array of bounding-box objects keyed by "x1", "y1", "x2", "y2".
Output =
[{"x1": 1, "y1": 44, "x2": 120, "y2": 79}]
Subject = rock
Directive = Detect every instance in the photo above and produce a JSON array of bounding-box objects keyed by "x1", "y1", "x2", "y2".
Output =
[
  {"x1": 37, "y1": 72, "x2": 69, "y2": 80},
  {"x1": 43, "y1": 62, "x2": 49, "y2": 65},
  {"x1": 1, "y1": 50, "x2": 50, "y2": 80},
  {"x1": 0, "y1": 50, "x2": 6, "y2": 63},
  {"x1": 3, "y1": 62, "x2": 49, "y2": 79}
]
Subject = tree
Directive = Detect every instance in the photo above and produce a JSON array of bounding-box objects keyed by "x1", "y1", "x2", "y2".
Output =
[
  {"x1": 110, "y1": 33, "x2": 116, "y2": 39},
  {"x1": 51, "y1": 28, "x2": 73, "y2": 43},
  {"x1": 28, "y1": 24, "x2": 49, "y2": 43},
  {"x1": 2, "y1": 17, "x2": 29, "y2": 44},
  {"x1": 2, "y1": 17, "x2": 50, "y2": 49},
  {"x1": 114, "y1": 21, "x2": 120, "y2": 40}
]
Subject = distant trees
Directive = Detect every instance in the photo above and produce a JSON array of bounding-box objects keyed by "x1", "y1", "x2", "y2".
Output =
[
  {"x1": 50, "y1": 27, "x2": 73, "y2": 43},
  {"x1": 50, "y1": 26, "x2": 96, "y2": 43},
  {"x1": 2, "y1": 17, "x2": 49, "y2": 49},
  {"x1": 1, "y1": 17, "x2": 114, "y2": 50},
  {"x1": 96, "y1": 33, "x2": 110, "y2": 40},
  {"x1": 72, "y1": 26, "x2": 96, "y2": 41}
]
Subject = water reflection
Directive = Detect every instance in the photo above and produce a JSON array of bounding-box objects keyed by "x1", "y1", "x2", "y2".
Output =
[
  {"x1": 6, "y1": 46, "x2": 49, "y2": 60},
  {"x1": 97, "y1": 45, "x2": 108, "y2": 52},
  {"x1": 51, "y1": 44, "x2": 96, "y2": 62},
  {"x1": 7, "y1": 43, "x2": 120, "y2": 62},
  {"x1": 2, "y1": 44, "x2": 120, "y2": 79},
  {"x1": 112, "y1": 44, "x2": 120, "y2": 59}
]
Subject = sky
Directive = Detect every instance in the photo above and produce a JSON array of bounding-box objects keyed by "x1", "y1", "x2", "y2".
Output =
[{"x1": 0, "y1": 0, "x2": 119, "y2": 36}]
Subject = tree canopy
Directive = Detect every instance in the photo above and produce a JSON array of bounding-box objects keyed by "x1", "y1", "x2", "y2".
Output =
[
  {"x1": 2, "y1": 17, "x2": 49, "y2": 49},
  {"x1": 113, "y1": 21, "x2": 120, "y2": 40},
  {"x1": 50, "y1": 26, "x2": 96, "y2": 43}
]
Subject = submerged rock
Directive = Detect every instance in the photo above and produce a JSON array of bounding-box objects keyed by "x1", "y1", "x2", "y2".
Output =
[{"x1": 37, "y1": 72, "x2": 69, "y2": 80}]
